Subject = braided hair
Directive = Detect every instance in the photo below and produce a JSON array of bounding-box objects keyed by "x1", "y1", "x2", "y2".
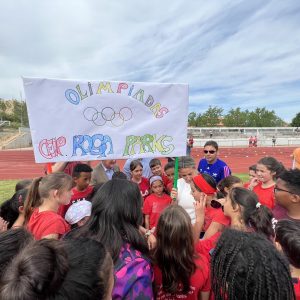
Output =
[{"x1": 211, "y1": 228, "x2": 295, "y2": 300}]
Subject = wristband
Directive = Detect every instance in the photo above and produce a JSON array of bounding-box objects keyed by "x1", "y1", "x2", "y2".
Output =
[
  {"x1": 144, "y1": 227, "x2": 155, "y2": 239},
  {"x1": 145, "y1": 230, "x2": 152, "y2": 238}
]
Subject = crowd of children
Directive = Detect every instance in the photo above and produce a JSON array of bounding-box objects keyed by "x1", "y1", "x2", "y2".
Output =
[{"x1": 0, "y1": 141, "x2": 300, "y2": 299}]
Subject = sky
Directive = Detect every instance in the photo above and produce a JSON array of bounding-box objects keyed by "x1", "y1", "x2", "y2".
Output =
[{"x1": 1, "y1": 0, "x2": 300, "y2": 122}]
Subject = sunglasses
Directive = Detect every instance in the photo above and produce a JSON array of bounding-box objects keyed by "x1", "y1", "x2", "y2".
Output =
[
  {"x1": 210, "y1": 199, "x2": 222, "y2": 209},
  {"x1": 204, "y1": 150, "x2": 216, "y2": 154}
]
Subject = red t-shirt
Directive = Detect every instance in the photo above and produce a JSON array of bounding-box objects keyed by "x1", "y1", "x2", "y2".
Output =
[
  {"x1": 154, "y1": 254, "x2": 210, "y2": 300},
  {"x1": 27, "y1": 209, "x2": 70, "y2": 240},
  {"x1": 139, "y1": 177, "x2": 150, "y2": 200},
  {"x1": 195, "y1": 232, "x2": 221, "y2": 262},
  {"x1": 253, "y1": 182, "x2": 275, "y2": 209},
  {"x1": 161, "y1": 173, "x2": 171, "y2": 189},
  {"x1": 143, "y1": 193, "x2": 172, "y2": 229},
  {"x1": 204, "y1": 206, "x2": 230, "y2": 232},
  {"x1": 244, "y1": 182, "x2": 250, "y2": 189},
  {"x1": 57, "y1": 185, "x2": 94, "y2": 217},
  {"x1": 293, "y1": 278, "x2": 300, "y2": 300},
  {"x1": 166, "y1": 181, "x2": 173, "y2": 193}
]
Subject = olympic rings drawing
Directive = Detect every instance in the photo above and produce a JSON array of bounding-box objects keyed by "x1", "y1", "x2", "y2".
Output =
[{"x1": 83, "y1": 106, "x2": 133, "y2": 127}]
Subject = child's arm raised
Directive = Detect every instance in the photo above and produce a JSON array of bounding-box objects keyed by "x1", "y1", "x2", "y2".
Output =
[
  {"x1": 144, "y1": 215, "x2": 150, "y2": 230},
  {"x1": 52, "y1": 162, "x2": 69, "y2": 173},
  {"x1": 193, "y1": 194, "x2": 206, "y2": 243}
]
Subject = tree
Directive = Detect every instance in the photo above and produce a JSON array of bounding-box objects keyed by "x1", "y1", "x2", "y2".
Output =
[
  {"x1": 0, "y1": 100, "x2": 6, "y2": 121},
  {"x1": 195, "y1": 113, "x2": 205, "y2": 127},
  {"x1": 0, "y1": 99, "x2": 29, "y2": 127},
  {"x1": 188, "y1": 112, "x2": 197, "y2": 126},
  {"x1": 188, "y1": 106, "x2": 285, "y2": 127},
  {"x1": 291, "y1": 112, "x2": 300, "y2": 127},
  {"x1": 222, "y1": 108, "x2": 250, "y2": 127},
  {"x1": 247, "y1": 107, "x2": 285, "y2": 127},
  {"x1": 200, "y1": 106, "x2": 223, "y2": 127}
]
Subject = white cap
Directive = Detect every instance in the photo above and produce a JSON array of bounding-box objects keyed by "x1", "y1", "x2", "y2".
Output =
[{"x1": 65, "y1": 200, "x2": 92, "y2": 225}]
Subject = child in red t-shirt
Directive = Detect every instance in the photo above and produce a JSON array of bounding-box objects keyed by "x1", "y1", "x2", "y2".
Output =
[
  {"x1": 153, "y1": 205, "x2": 211, "y2": 300},
  {"x1": 243, "y1": 164, "x2": 258, "y2": 189},
  {"x1": 58, "y1": 163, "x2": 94, "y2": 217},
  {"x1": 130, "y1": 160, "x2": 150, "y2": 200},
  {"x1": 149, "y1": 158, "x2": 171, "y2": 191},
  {"x1": 275, "y1": 219, "x2": 300, "y2": 300},
  {"x1": 222, "y1": 187, "x2": 274, "y2": 239},
  {"x1": 24, "y1": 173, "x2": 73, "y2": 240},
  {"x1": 143, "y1": 176, "x2": 172, "y2": 230},
  {"x1": 164, "y1": 161, "x2": 175, "y2": 193},
  {"x1": 191, "y1": 174, "x2": 230, "y2": 240},
  {"x1": 252, "y1": 157, "x2": 285, "y2": 210}
]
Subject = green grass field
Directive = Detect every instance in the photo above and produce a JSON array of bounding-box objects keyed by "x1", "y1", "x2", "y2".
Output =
[
  {"x1": 0, "y1": 180, "x2": 19, "y2": 204},
  {"x1": 0, "y1": 173, "x2": 249, "y2": 205},
  {"x1": 233, "y1": 173, "x2": 249, "y2": 183}
]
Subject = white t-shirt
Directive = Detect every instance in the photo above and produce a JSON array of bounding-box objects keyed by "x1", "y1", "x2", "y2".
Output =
[{"x1": 177, "y1": 178, "x2": 196, "y2": 224}]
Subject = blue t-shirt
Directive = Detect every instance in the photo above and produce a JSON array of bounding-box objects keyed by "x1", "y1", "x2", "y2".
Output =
[{"x1": 197, "y1": 158, "x2": 231, "y2": 183}]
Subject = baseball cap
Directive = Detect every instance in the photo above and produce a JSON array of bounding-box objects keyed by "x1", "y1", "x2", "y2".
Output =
[{"x1": 65, "y1": 200, "x2": 92, "y2": 225}]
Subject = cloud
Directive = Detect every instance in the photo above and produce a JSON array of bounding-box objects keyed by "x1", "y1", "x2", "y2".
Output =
[{"x1": 0, "y1": 0, "x2": 300, "y2": 122}]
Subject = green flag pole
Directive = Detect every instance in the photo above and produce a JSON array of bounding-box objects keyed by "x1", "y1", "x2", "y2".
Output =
[{"x1": 173, "y1": 157, "x2": 179, "y2": 189}]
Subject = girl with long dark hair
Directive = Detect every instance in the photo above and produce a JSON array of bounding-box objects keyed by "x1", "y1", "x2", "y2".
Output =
[
  {"x1": 75, "y1": 179, "x2": 153, "y2": 299},
  {"x1": 153, "y1": 205, "x2": 210, "y2": 300},
  {"x1": 223, "y1": 187, "x2": 274, "y2": 239}
]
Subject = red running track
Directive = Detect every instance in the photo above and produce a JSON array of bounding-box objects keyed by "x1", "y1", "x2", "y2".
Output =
[{"x1": 0, "y1": 147, "x2": 296, "y2": 180}]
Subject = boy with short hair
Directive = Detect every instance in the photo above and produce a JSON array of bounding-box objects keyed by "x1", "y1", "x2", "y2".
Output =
[
  {"x1": 58, "y1": 163, "x2": 94, "y2": 217},
  {"x1": 149, "y1": 158, "x2": 170, "y2": 189},
  {"x1": 273, "y1": 169, "x2": 300, "y2": 221}
]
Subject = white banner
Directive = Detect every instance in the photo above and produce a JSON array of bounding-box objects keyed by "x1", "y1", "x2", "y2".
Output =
[{"x1": 23, "y1": 78, "x2": 189, "y2": 163}]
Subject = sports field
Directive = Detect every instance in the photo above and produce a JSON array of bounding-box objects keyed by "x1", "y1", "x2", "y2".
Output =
[{"x1": 0, "y1": 146, "x2": 295, "y2": 203}]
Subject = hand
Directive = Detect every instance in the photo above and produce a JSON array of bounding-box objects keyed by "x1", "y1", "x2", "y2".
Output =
[
  {"x1": 0, "y1": 217, "x2": 8, "y2": 233},
  {"x1": 170, "y1": 188, "x2": 178, "y2": 201},
  {"x1": 147, "y1": 234, "x2": 157, "y2": 250},
  {"x1": 217, "y1": 197, "x2": 225, "y2": 206},
  {"x1": 194, "y1": 193, "x2": 206, "y2": 222},
  {"x1": 249, "y1": 177, "x2": 259, "y2": 190}
]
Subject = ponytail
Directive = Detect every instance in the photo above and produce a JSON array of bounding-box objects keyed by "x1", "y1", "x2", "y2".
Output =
[
  {"x1": 0, "y1": 239, "x2": 68, "y2": 299},
  {"x1": 23, "y1": 173, "x2": 73, "y2": 224},
  {"x1": 248, "y1": 204, "x2": 274, "y2": 238},
  {"x1": 23, "y1": 177, "x2": 43, "y2": 224},
  {"x1": 229, "y1": 187, "x2": 274, "y2": 238}
]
